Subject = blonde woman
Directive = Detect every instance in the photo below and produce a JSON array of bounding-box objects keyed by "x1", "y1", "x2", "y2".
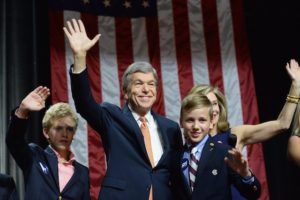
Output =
[{"x1": 188, "y1": 59, "x2": 300, "y2": 151}]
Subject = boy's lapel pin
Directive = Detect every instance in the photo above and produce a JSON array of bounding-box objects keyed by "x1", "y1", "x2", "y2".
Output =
[
  {"x1": 181, "y1": 158, "x2": 189, "y2": 171},
  {"x1": 212, "y1": 169, "x2": 218, "y2": 176},
  {"x1": 39, "y1": 162, "x2": 49, "y2": 175}
]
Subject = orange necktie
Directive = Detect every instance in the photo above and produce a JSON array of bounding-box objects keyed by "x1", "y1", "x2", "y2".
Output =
[
  {"x1": 140, "y1": 117, "x2": 155, "y2": 167},
  {"x1": 140, "y1": 117, "x2": 154, "y2": 200}
]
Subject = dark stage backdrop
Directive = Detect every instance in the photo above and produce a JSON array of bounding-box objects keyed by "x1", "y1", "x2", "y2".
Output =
[
  {"x1": 245, "y1": 1, "x2": 300, "y2": 199},
  {"x1": 1, "y1": 0, "x2": 300, "y2": 199}
]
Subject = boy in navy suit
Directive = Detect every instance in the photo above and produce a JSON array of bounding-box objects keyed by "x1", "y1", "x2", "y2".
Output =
[
  {"x1": 6, "y1": 86, "x2": 90, "y2": 200},
  {"x1": 172, "y1": 94, "x2": 261, "y2": 200}
]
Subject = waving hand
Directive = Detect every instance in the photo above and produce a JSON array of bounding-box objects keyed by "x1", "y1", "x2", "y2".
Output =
[{"x1": 63, "y1": 19, "x2": 101, "y2": 72}]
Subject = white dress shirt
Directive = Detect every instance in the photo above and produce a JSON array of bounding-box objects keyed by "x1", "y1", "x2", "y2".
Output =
[{"x1": 130, "y1": 109, "x2": 163, "y2": 166}]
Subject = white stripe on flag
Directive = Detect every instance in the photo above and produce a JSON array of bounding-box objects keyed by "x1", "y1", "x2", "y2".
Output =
[
  {"x1": 216, "y1": 0, "x2": 246, "y2": 156},
  {"x1": 132, "y1": 18, "x2": 150, "y2": 63},
  {"x1": 98, "y1": 16, "x2": 121, "y2": 106},
  {"x1": 188, "y1": 0, "x2": 210, "y2": 85},
  {"x1": 157, "y1": 0, "x2": 181, "y2": 122}
]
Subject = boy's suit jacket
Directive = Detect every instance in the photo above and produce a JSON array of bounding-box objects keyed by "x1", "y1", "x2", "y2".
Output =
[
  {"x1": 6, "y1": 113, "x2": 90, "y2": 200},
  {"x1": 171, "y1": 137, "x2": 261, "y2": 200},
  {"x1": 70, "y1": 69, "x2": 183, "y2": 200}
]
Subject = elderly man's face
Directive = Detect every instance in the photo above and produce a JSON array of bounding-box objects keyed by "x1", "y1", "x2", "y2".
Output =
[{"x1": 125, "y1": 72, "x2": 157, "y2": 116}]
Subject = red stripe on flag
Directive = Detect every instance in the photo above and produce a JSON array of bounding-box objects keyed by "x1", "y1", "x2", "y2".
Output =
[
  {"x1": 48, "y1": 10, "x2": 68, "y2": 103},
  {"x1": 81, "y1": 14, "x2": 107, "y2": 200},
  {"x1": 230, "y1": 1, "x2": 269, "y2": 199},
  {"x1": 230, "y1": 1, "x2": 259, "y2": 127},
  {"x1": 146, "y1": 16, "x2": 165, "y2": 116},
  {"x1": 172, "y1": 0, "x2": 194, "y2": 99},
  {"x1": 202, "y1": 0, "x2": 224, "y2": 92},
  {"x1": 115, "y1": 17, "x2": 134, "y2": 107}
]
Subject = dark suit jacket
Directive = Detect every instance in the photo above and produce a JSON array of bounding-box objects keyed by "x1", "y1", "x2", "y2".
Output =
[
  {"x1": 70, "y1": 69, "x2": 183, "y2": 200},
  {"x1": 171, "y1": 137, "x2": 261, "y2": 200},
  {"x1": 6, "y1": 113, "x2": 90, "y2": 200},
  {"x1": 0, "y1": 173, "x2": 19, "y2": 200}
]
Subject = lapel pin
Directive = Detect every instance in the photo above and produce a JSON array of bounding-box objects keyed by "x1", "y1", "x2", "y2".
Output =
[
  {"x1": 181, "y1": 158, "x2": 189, "y2": 170},
  {"x1": 212, "y1": 169, "x2": 218, "y2": 176},
  {"x1": 39, "y1": 162, "x2": 49, "y2": 175}
]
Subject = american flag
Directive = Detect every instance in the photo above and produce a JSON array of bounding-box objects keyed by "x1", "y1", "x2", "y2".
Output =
[{"x1": 48, "y1": 0, "x2": 269, "y2": 199}]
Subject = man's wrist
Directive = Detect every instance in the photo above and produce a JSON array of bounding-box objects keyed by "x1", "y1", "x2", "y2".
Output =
[{"x1": 73, "y1": 53, "x2": 87, "y2": 73}]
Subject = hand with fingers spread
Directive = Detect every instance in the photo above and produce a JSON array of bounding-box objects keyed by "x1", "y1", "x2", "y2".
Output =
[
  {"x1": 63, "y1": 19, "x2": 101, "y2": 72},
  {"x1": 16, "y1": 86, "x2": 50, "y2": 118},
  {"x1": 224, "y1": 148, "x2": 251, "y2": 178},
  {"x1": 286, "y1": 59, "x2": 300, "y2": 86}
]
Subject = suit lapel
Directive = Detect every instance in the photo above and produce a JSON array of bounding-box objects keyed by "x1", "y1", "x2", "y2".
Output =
[
  {"x1": 122, "y1": 104, "x2": 150, "y2": 164},
  {"x1": 179, "y1": 147, "x2": 192, "y2": 196},
  {"x1": 41, "y1": 147, "x2": 60, "y2": 192},
  {"x1": 193, "y1": 137, "x2": 216, "y2": 187},
  {"x1": 35, "y1": 160, "x2": 58, "y2": 193},
  {"x1": 152, "y1": 113, "x2": 170, "y2": 166},
  {"x1": 152, "y1": 112, "x2": 169, "y2": 150}
]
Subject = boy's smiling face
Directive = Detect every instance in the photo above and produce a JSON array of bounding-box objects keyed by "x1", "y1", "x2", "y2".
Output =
[{"x1": 181, "y1": 107, "x2": 213, "y2": 145}]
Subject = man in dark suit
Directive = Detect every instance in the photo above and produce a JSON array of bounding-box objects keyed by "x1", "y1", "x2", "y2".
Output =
[
  {"x1": 0, "y1": 173, "x2": 18, "y2": 200},
  {"x1": 172, "y1": 94, "x2": 261, "y2": 200},
  {"x1": 63, "y1": 19, "x2": 183, "y2": 200},
  {"x1": 6, "y1": 86, "x2": 90, "y2": 200}
]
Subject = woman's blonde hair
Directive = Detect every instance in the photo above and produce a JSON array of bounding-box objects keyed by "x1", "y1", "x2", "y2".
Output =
[
  {"x1": 188, "y1": 84, "x2": 230, "y2": 132},
  {"x1": 42, "y1": 102, "x2": 78, "y2": 129}
]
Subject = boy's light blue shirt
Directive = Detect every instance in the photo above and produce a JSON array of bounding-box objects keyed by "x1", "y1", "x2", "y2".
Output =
[{"x1": 182, "y1": 134, "x2": 209, "y2": 185}]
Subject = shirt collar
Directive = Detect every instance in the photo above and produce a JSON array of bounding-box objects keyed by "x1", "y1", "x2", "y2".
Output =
[
  {"x1": 128, "y1": 104, "x2": 152, "y2": 123},
  {"x1": 187, "y1": 134, "x2": 209, "y2": 153},
  {"x1": 49, "y1": 145, "x2": 76, "y2": 164}
]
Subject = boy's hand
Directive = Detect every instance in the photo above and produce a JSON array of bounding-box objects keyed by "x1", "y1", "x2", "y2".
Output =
[
  {"x1": 224, "y1": 148, "x2": 251, "y2": 178},
  {"x1": 16, "y1": 86, "x2": 50, "y2": 118}
]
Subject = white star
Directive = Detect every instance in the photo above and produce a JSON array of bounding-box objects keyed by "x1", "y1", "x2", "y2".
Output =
[
  {"x1": 123, "y1": 1, "x2": 131, "y2": 8},
  {"x1": 103, "y1": 0, "x2": 111, "y2": 7},
  {"x1": 142, "y1": 0, "x2": 149, "y2": 8}
]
